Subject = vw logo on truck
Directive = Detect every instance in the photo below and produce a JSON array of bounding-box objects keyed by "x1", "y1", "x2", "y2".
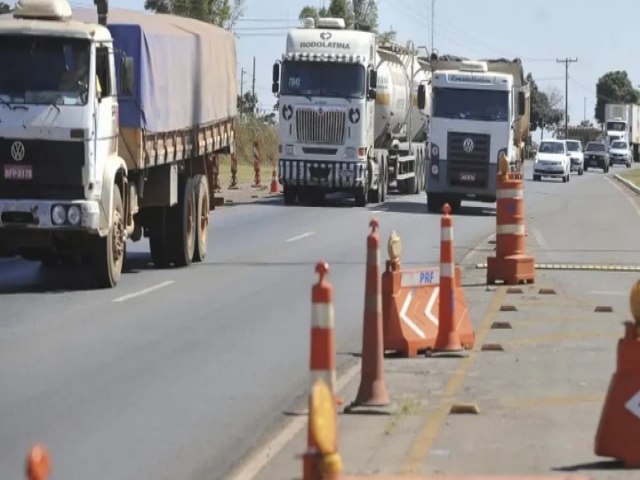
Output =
[{"x1": 463, "y1": 138, "x2": 475, "y2": 153}]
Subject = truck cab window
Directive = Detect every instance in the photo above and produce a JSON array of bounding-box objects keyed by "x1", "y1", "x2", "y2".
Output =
[{"x1": 96, "y1": 46, "x2": 112, "y2": 97}]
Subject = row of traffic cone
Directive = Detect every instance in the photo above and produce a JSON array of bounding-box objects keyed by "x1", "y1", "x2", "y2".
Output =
[{"x1": 303, "y1": 205, "x2": 472, "y2": 479}]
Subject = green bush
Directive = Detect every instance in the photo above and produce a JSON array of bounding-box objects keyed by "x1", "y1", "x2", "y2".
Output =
[{"x1": 232, "y1": 116, "x2": 279, "y2": 166}]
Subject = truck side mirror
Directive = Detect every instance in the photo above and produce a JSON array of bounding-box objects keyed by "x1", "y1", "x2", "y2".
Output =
[
  {"x1": 417, "y1": 84, "x2": 426, "y2": 110},
  {"x1": 120, "y1": 56, "x2": 135, "y2": 96},
  {"x1": 369, "y1": 69, "x2": 377, "y2": 89},
  {"x1": 272, "y1": 63, "x2": 280, "y2": 94},
  {"x1": 518, "y1": 91, "x2": 526, "y2": 115}
]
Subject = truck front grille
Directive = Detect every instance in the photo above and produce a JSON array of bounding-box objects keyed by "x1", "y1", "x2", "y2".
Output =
[
  {"x1": 296, "y1": 109, "x2": 345, "y2": 144},
  {"x1": 447, "y1": 132, "x2": 491, "y2": 188},
  {"x1": 0, "y1": 138, "x2": 85, "y2": 200}
]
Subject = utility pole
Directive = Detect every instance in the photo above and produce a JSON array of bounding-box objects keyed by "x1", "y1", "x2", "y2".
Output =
[
  {"x1": 252, "y1": 56, "x2": 256, "y2": 99},
  {"x1": 584, "y1": 96, "x2": 586, "y2": 123},
  {"x1": 240, "y1": 68, "x2": 246, "y2": 99},
  {"x1": 431, "y1": 0, "x2": 435, "y2": 53},
  {"x1": 556, "y1": 57, "x2": 578, "y2": 139}
]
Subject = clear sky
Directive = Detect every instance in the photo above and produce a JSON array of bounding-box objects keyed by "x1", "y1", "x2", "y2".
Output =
[{"x1": 70, "y1": 0, "x2": 638, "y2": 129}]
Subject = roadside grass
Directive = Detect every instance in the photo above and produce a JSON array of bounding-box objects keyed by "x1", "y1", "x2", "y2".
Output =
[
  {"x1": 617, "y1": 168, "x2": 640, "y2": 187},
  {"x1": 216, "y1": 116, "x2": 278, "y2": 186}
]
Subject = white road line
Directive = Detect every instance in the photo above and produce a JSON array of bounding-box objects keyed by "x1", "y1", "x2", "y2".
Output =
[
  {"x1": 286, "y1": 231, "x2": 315, "y2": 242},
  {"x1": 587, "y1": 291, "x2": 626, "y2": 296},
  {"x1": 229, "y1": 363, "x2": 361, "y2": 480},
  {"x1": 531, "y1": 225, "x2": 549, "y2": 250},
  {"x1": 112, "y1": 280, "x2": 174, "y2": 303}
]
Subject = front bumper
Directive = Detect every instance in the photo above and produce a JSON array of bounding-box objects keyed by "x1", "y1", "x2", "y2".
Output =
[
  {"x1": 534, "y1": 164, "x2": 566, "y2": 177},
  {"x1": 0, "y1": 198, "x2": 101, "y2": 231},
  {"x1": 279, "y1": 158, "x2": 367, "y2": 189},
  {"x1": 610, "y1": 155, "x2": 629, "y2": 164}
]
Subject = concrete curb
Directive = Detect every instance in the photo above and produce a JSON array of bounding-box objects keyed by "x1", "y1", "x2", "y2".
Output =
[{"x1": 613, "y1": 173, "x2": 640, "y2": 195}]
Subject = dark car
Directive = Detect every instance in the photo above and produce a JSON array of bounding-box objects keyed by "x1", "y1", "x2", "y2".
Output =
[{"x1": 583, "y1": 142, "x2": 610, "y2": 173}]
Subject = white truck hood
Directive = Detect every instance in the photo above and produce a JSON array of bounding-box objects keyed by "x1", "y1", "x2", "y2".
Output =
[{"x1": 609, "y1": 148, "x2": 629, "y2": 155}]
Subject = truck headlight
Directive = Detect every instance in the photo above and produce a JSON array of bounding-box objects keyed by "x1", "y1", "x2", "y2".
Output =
[
  {"x1": 51, "y1": 205, "x2": 66, "y2": 225},
  {"x1": 346, "y1": 147, "x2": 356, "y2": 158},
  {"x1": 431, "y1": 164, "x2": 439, "y2": 175},
  {"x1": 67, "y1": 205, "x2": 81, "y2": 226}
]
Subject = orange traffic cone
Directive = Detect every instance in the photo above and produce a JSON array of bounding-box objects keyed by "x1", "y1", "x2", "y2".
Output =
[
  {"x1": 270, "y1": 158, "x2": 280, "y2": 194},
  {"x1": 595, "y1": 280, "x2": 640, "y2": 466},
  {"x1": 305, "y1": 261, "x2": 338, "y2": 480},
  {"x1": 26, "y1": 443, "x2": 51, "y2": 480},
  {"x1": 349, "y1": 218, "x2": 390, "y2": 408},
  {"x1": 433, "y1": 203, "x2": 464, "y2": 354}
]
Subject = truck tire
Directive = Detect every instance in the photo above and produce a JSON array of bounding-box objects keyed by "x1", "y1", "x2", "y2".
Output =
[
  {"x1": 92, "y1": 185, "x2": 125, "y2": 288},
  {"x1": 149, "y1": 207, "x2": 171, "y2": 268},
  {"x1": 192, "y1": 174, "x2": 210, "y2": 263},
  {"x1": 427, "y1": 193, "x2": 442, "y2": 213},
  {"x1": 283, "y1": 186, "x2": 297, "y2": 205},
  {"x1": 368, "y1": 154, "x2": 386, "y2": 203},
  {"x1": 170, "y1": 176, "x2": 196, "y2": 267}
]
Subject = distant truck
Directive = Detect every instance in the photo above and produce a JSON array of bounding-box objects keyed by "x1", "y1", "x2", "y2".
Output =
[
  {"x1": 0, "y1": 0, "x2": 236, "y2": 287},
  {"x1": 425, "y1": 56, "x2": 530, "y2": 212},
  {"x1": 272, "y1": 17, "x2": 431, "y2": 206},
  {"x1": 603, "y1": 103, "x2": 640, "y2": 162}
]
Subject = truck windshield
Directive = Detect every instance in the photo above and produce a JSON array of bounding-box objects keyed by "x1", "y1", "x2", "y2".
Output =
[
  {"x1": 607, "y1": 121, "x2": 626, "y2": 131},
  {"x1": 281, "y1": 61, "x2": 365, "y2": 99},
  {"x1": 433, "y1": 87, "x2": 509, "y2": 121},
  {"x1": 0, "y1": 35, "x2": 91, "y2": 106},
  {"x1": 611, "y1": 141, "x2": 628, "y2": 149}
]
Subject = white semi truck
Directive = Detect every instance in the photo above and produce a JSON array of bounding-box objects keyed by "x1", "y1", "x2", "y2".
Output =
[
  {"x1": 603, "y1": 103, "x2": 640, "y2": 162},
  {"x1": 272, "y1": 17, "x2": 431, "y2": 206},
  {"x1": 425, "y1": 56, "x2": 530, "y2": 212},
  {"x1": 0, "y1": 0, "x2": 237, "y2": 287}
]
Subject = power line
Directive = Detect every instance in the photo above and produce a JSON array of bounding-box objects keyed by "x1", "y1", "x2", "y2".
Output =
[{"x1": 557, "y1": 57, "x2": 578, "y2": 139}]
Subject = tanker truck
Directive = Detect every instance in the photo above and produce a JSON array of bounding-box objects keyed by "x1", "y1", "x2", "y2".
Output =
[
  {"x1": 425, "y1": 55, "x2": 530, "y2": 212},
  {"x1": 0, "y1": 0, "x2": 236, "y2": 287},
  {"x1": 272, "y1": 17, "x2": 431, "y2": 206}
]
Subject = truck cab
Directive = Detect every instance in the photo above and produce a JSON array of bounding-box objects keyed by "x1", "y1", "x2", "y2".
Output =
[
  {"x1": 0, "y1": 0, "x2": 128, "y2": 286},
  {"x1": 426, "y1": 58, "x2": 529, "y2": 212}
]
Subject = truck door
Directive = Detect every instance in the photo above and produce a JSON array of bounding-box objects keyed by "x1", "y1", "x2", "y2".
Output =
[{"x1": 94, "y1": 44, "x2": 118, "y2": 176}]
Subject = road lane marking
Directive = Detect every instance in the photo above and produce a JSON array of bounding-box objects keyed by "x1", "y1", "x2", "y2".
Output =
[
  {"x1": 112, "y1": 280, "x2": 174, "y2": 303},
  {"x1": 285, "y1": 231, "x2": 315, "y2": 242},
  {"x1": 587, "y1": 290, "x2": 626, "y2": 296},
  {"x1": 230, "y1": 362, "x2": 361, "y2": 480},
  {"x1": 531, "y1": 225, "x2": 549, "y2": 250},
  {"x1": 501, "y1": 394, "x2": 604, "y2": 410},
  {"x1": 607, "y1": 176, "x2": 640, "y2": 219},
  {"x1": 399, "y1": 286, "x2": 506, "y2": 475},
  {"x1": 505, "y1": 331, "x2": 612, "y2": 347}
]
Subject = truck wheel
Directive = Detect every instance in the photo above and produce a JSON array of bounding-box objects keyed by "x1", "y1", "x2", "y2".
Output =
[
  {"x1": 426, "y1": 194, "x2": 441, "y2": 213},
  {"x1": 283, "y1": 186, "x2": 297, "y2": 205},
  {"x1": 149, "y1": 207, "x2": 171, "y2": 268},
  {"x1": 170, "y1": 176, "x2": 196, "y2": 267},
  {"x1": 368, "y1": 156, "x2": 385, "y2": 203},
  {"x1": 192, "y1": 174, "x2": 210, "y2": 263},
  {"x1": 92, "y1": 185, "x2": 125, "y2": 288}
]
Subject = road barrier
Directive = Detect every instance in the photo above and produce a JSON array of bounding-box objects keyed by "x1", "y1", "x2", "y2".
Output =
[
  {"x1": 270, "y1": 154, "x2": 280, "y2": 193},
  {"x1": 26, "y1": 443, "x2": 50, "y2": 480},
  {"x1": 432, "y1": 204, "x2": 475, "y2": 355},
  {"x1": 229, "y1": 152, "x2": 239, "y2": 189},
  {"x1": 349, "y1": 219, "x2": 390, "y2": 409},
  {"x1": 306, "y1": 261, "x2": 338, "y2": 480},
  {"x1": 594, "y1": 279, "x2": 640, "y2": 466},
  {"x1": 486, "y1": 154, "x2": 535, "y2": 285},
  {"x1": 382, "y1": 231, "x2": 467, "y2": 357},
  {"x1": 252, "y1": 139, "x2": 262, "y2": 188}
]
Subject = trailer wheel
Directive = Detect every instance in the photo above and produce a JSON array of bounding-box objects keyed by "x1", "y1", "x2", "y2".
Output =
[
  {"x1": 192, "y1": 174, "x2": 210, "y2": 263},
  {"x1": 170, "y1": 176, "x2": 196, "y2": 267},
  {"x1": 92, "y1": 184, "x2": 125, "y2": 288}
]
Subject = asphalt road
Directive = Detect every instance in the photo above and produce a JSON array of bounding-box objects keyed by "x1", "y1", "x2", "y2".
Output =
[{"x1": 1, "y1": 163, "x2": 638, "y2": 480}]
